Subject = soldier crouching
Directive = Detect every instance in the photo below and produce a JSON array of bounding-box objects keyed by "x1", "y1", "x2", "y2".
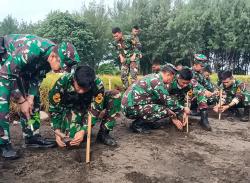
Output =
[
  {"x1": 121, "y1": 65, "x2": 189, "y2": 133},
  {"x1": 49, "y1": 65, "x2": 121, "y2": 147},
  {"x1": 213, "y1": 70, "x2": 250, "y2": 122}
]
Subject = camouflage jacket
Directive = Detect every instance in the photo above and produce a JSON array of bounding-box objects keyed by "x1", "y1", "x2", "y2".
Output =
[
  {"x1": 131, "y1": 33, "x2": 142, "y2": 56},
  {"x1": 111, "y1": 35, "x2": 136, "y2": 64},
  {"x1": 203, "y1": 77, "x2": 215, "y2": 92},
  {"x1": 192, "y1": 70, "x2": 207, "y2": 86},
  {"x1": 0, "y1": 34, "x2": 56, "y2": 98},
  {"x1": 168, "y1": 76, "x2": 208, "y2": 109},
  {"x1": 221, "y1": 80, "x2": 250, "y2": 105},
  {"x1": 121, "y1": 73, "x2": 178, "y2": 110},
  {"x1": 49, "y1": 73, "x2": 105, "y2": 130}
]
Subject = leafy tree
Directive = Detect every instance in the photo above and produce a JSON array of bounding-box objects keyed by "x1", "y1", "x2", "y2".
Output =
[
  {"x1": 0, "y1": 15, "x2": 19, "y2": 35},
  {"x1": 96, "y1": 63, "x2": 120, "y2": 75},
  {"x1": 36, "y1": 11, "x2": 97, "y2": 67}
]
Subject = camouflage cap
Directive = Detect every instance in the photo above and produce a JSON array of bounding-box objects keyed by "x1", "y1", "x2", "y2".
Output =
[
  {"x1": 161, "y1": 63, "x2": 177, "y2": 74},
  {"x1": 57, "y1": 42, "x2": 80, "y2": 68},
  {"x1": 193, "y1": 54, "x2": 208, "y2": 66}
]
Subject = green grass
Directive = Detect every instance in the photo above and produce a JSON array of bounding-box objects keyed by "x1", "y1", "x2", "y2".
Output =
[{"x1": 210, "y1": 73, "x2": 250, "y2": 84}]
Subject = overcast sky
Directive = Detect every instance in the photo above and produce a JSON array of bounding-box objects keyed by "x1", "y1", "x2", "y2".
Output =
[{"x1": 0, "y1": 0, "x2": 114, "y2": 23}]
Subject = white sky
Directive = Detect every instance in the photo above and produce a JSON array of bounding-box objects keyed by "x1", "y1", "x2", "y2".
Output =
[{"x1": 0, "y1": 0, "x2": 114, "y2": 23}]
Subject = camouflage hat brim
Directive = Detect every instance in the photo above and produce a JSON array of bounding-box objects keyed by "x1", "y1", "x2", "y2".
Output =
[
  {"x1": 193, "y1": 54, "x2": 208, "y2": 66},
  {"x1": 57, "y1": 42, "x2": 80, "y2": 68},
  {"x1": 161, "y1": 63, "x2": 177, "y2": 74}
]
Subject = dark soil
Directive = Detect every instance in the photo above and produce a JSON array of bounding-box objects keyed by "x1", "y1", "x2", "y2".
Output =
[{"x1": 1, "y1": 110, "x2": 250, "y2": 183}]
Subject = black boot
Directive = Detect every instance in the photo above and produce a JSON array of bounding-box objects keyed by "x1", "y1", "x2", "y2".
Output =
[
  {"x1": 199, "y1": 109, "x2": 212, "y2": 131},
  {"x1": 96, "y1": 125, "x2": 117, "y2": 146},
  {"x1": 190, "y1": 109, "x2": 199, "y2": 116},
  {"x1": 240, "y1": 106, "x2": 250, "y2": 122},
  {"x1": 144, "y1": 122, "x2": 162, "y2": 130},
  {"x1": 25, "y1": 134, "x2": 56, "y2": 148},
  {"x1": 130, "y1": 119, "x2": 151, "y2": 134},
  {"x1": 0, "y1": 143, "x2": 20, "y2": 160}
]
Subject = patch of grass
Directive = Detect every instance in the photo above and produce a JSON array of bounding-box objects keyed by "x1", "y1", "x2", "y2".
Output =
[{"x1": 98, "y1": 74, "x2": 123, "y2": 89}]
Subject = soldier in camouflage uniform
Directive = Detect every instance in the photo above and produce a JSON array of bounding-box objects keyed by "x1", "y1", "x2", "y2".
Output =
[
  {"x1": 168, "y1": 68, "x2": 212, "y2": 131},
  {"x1": 112, "y1": 27, "x2": 139, "y2": 89},
  {"x1": 131, "y1": 25, "x2": 142, "y2": 61},
  {"x1": 202, "y1": 65, "x2": 218, "y2": 105},
  {"x1": 191, "y1": 54, "x2": 215, "y2": 114},
  {"x1": 213, "y1": 71, "x2": 250, "y2": 122},
  {"x1": 121, "y1": 65, "x2": 189, "y2": 133},
  {"x1": 49, "y1": 66, "x2": 121, "y2": 147},
  {"x1": 0, "y1": 34, "x2": 79, "y2": 159}
]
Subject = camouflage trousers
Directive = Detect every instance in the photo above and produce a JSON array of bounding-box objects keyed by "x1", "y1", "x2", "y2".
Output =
[
  {"x1": 0, "y1": 77, "x2": 41, "y2": 145},
  {"x1": 51, "y1": 90, "x2": 121, "y2": 138},
  {"x1": 122, "y1": 104, "x2": 171, "y2": 122},
  {"x1": 121, "y1": 61, "x2": 138, "y2": 89}
]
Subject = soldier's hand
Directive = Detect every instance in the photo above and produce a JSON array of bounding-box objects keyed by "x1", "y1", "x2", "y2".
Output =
[
  {"x1": 219, "y1": 105, "x2": 229, "y2": 113},
  {"x1": 119, "y1": 55, "x2": 125, "y2": 64},
  {"x1": 54, "y1": 129, "x2": 66, "y2": 147},
  {"x1": 139, "y1": 54, "x2": 142, "y2": 58},
  {"x1": 183, "y1": 107, "x2": 191, "y2": 115},
  {"x1": 205, "y1": 90, "x2": 213, "y2": 98},
  {"x1": 130, "y1": 54, "x2": 136, "y2": 62},
  {"x1": 70, "y1": 130, "x2": 85, "y2": 146},
  {"x1": 213, "y1": 105, "x2": 219, "y2": 113},
  {"x1": 172, "y1": 118, "x2": 183, "y2": 130},
  {"x1": 213, "y1": 90, "x2": 219, "y2": 96},
  {"x1": 20, "y1": 100, "x2": 32, "y2": 120}
]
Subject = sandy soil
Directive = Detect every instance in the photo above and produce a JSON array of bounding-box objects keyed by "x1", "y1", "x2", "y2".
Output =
[{"x1": 1, "y1": 107, "x2": 250, "y2": 183}]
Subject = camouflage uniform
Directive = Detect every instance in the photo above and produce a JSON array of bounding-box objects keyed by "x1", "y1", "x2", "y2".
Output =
[
  {"x1": 49, "y1": 74, "x2": 121, "y2": 139},
  {"x1": 191, "y1": 54, "x2": 215, "y2": 108},
  {"x1": 219, "y1": 79, "x2": 250, "y2": 121},
  {"x1": 0, "y1": 34, "x2": 79, "y2": 145},
  {"x1": 131, "y1": 33, "x2": 142, "y2": 62},
  {"x1": 121, "y1": 73, "x2": 176, "y2": 122},
  {"x1": 168, "y1": 76, "x2": 208, "y2": 111},
  {"x1": 221, "y1": 80, "x2": 250, "y2": 107},
  {"x1": 112, "y1": 35, "x2": 138, "y2": 89},
  {"x1": 168, "y1": 74, "x2": 212, "y2": 130}
]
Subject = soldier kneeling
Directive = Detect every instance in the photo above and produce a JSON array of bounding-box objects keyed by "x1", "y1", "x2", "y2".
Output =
[
  {"x1": 213, "y1": 71, "x2": 250, "y2": 122},
  {"x1": 121, "y1": 65, "x2": 189, "y2": 133},
  {"x1": 49, "y1": 65, "x2": 121, "y2": 147}
]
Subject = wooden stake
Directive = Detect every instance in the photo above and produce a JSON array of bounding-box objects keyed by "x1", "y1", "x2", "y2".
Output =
[
  {"x1": 219, "y1": 89, "x2": 222, "y2": 120},
  {"x1": 108, "y1": 78, "x2": 112, "y2": 90},
  {"x1": 186, "y1": 92, "x2": 189, "y2": 133},
  {"x1": 86, "y1": 113, "x2": 92, "y2": 163}
]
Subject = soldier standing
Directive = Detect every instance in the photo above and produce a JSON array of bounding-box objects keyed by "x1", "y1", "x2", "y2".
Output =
[
  {"x1": 112, "y1": 27, "x2": 138, "y2": 89},
  {"x1": 49, "y1": 65, "x2": 121, "y2": 147},
  {"x1": 131, "y1": 25, "x2": 142, "y2": 62},
  {"x1": 0, "y1": 34, "x2": 79, "y2": 159}
]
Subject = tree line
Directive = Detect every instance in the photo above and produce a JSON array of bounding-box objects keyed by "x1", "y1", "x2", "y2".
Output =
[{"x1": 1, "y1": 0, "x2": 249, "y2": 74}]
